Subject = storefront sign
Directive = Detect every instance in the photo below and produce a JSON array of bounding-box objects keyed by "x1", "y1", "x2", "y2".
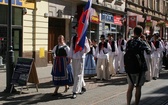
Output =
[
  {"x1": 90, "y1": 8, "x2": 99, "y2": 24},
  {"x1": 101, "y1": 12, "x2": 114, "y2": 22},
  {"x1": 0, "y1": 0, "x2": 35, "y2": 9},
  {"x1": 114, "y1": 15, "x2": 122, "y2": 26},
  {"x1": 129, "y1": 16, "x2": 137, "y2": 28}
]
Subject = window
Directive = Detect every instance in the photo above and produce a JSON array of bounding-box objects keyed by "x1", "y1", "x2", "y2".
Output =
[
  {"x1": 138, "y1": 0, "x2": 141, "y2": 5},
  {"x1": 148, "y1": 0, "x2": 153, "y2": 9},
  {"x1": 163, "y1": 1, "x2": 166, "y2": 14},
  {"x1": 13, "y1": 7, "x2": 22, "y2": 25},
  {"x1": 0, "y1": 5, "x2": 7, "y2": 24},
  {"x1": 155, "y1": 0, "x2": 160, "y2": 11}
]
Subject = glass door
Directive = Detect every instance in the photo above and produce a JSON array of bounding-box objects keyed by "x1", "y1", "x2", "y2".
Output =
[{"x1": 12, "y1": 29, "x2": 22, "y2": 64}]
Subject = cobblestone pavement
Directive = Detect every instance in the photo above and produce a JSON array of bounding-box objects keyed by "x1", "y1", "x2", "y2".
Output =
[{"x1": 0, "y1": 66, "x2": 168, "y2": 105}]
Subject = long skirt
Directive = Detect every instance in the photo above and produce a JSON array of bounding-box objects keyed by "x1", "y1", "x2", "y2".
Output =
[
  {"x1": 84, "y1": 54, "x2": 96, "y2": 76},
  {"x1": 51, "y1": 57, "x2": 74, "y2": 86}
]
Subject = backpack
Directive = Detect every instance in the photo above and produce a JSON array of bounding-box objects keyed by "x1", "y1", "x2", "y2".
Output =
[{"x1": 124, "y1": 49, "x2": 142, "y2": 74}]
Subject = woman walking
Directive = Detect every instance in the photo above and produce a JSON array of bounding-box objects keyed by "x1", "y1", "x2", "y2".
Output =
[{"x1": 51, "y1": 35, "x2": 73, "y2": 96}]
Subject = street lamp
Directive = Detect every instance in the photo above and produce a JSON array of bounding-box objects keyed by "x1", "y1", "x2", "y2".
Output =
[{"x1": 4, "y1": 0, "x2": 15, "y2": 93}]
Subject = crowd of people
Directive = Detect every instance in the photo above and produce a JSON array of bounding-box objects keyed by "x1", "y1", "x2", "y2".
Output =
[{"x1": 50, "y1": 24, "x2": 168, "y2": 104}]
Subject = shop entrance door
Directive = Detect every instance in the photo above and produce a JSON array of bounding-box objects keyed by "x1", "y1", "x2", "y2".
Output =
[{"x1": 48, "y1": 18, "x2": 65, "y2": 63}]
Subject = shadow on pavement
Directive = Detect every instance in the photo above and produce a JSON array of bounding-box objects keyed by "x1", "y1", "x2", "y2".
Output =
[
  {"x1": 137, "y1": 70, "x2": 168, "y2": 105},
  {"x1": 159, "y1": 70, "x2": 168, "y2": 79},
  {"x1": 1, "y1": 92, "x2": 72, "y2": 105},
  {"x1": 28, "y1": 80, "x2": 54, "y2": 89},
  {"x1": 84, "y1": 74, "x2": 128, "y2": 88}
]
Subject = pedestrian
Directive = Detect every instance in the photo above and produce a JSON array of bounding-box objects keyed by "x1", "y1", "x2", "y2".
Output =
[
  {"x1": 107, "y1": 33, "x2": 118, "y2": 76},
  {"x1": 124, "y1": 26, "x2": 151, "y2": 105},
  {"x1": 115, "y1": 33, "x2": 127, "y2": 74},
  {"x1": 69, "y1": 24, "x2": 90, "y2": 99},
  {"x1": 143, "y1": 35, "x2": 156, "y2": 81},
  {"x1": 92, "y1": 39, "x2": 98, "y2": 49},
  {"x1": 84, "y1": 39, "x2": 96, "y2": 79},
  {"x1": 151, "y1": 33, "x2": 164, "y2": 80},
  {"x1": 95, "y1": 34, "x2": 111, "y2": 80},
  {"x1": 92, "y1": 39, "x2": 98, "y2": 64},
  {"x1": 51, "y1": 35, "x2": 74, "y2": 96}
]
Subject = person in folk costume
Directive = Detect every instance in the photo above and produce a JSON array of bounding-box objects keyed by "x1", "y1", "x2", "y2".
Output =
[
  {"x1": 141, "y1": 35, "x2": 156, "y2": 81},
  {"x1": 92, "y1": 39, "x2": 98, "y2": 64},
  {"x1": 115, "y1": 33, "x2": 127, "y2": 73},
  {"x1": 107, "y1": 33, "x2": 118, "y2": 76},
  {"x1": 151, "y1": 33, "x2": 164, "y2": 80},
  {"x1": 158, "y1": 37, "x2": 165, "y2": 71},
  {"x1": 69, "y1": 24, "x2": 90, "y2": 99},
  {"x1": 51, "y1": 35, "x2": 74, "y2": 96},
  {"x1": 94, "y1": 34, "x2": 111, "y2": 80},
  {"x1": 84, "y1": 39, "x2": 96, "y2": 79},
  {"x1": 164, "y1": 41, "x2": 168, "y2": 69}
]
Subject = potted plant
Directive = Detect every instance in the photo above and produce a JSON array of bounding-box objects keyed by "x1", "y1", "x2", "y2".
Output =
[{"x1": 156, "y1": 21, "x2": 166, "y2": 27}]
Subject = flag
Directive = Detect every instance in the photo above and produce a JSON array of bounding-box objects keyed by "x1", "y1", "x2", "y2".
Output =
[{"x1": 74, "y1": 0, "x2": 92, "y2": 53}]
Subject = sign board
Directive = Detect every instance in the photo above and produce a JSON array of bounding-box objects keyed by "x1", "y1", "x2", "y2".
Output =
[
  {"x1": 128, "y1": 16, "x2": 137, "y2": 28},
  {"x1": 0, "y1": 0, "x2": 35, "y2": 9},
  {"x1": 114, "y1": 15, "x2": 122, "y2": 26},
  {"x1": 11, "y1": 57, "x2": 39, "y2": 87}
]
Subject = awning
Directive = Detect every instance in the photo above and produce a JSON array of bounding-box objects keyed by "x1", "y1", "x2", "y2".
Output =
[{"x1": 90, "y1": 8, "x2": 100, "y2": 24}]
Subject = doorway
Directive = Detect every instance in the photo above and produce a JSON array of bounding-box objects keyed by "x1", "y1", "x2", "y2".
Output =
[{"x1": 48, "y1": 18, "x2": 65, "y2": 63}]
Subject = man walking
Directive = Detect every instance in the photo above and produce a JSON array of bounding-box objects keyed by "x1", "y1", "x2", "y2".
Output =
[
  {"x1": 124, "y1": 26, "x2": 151, "y2": 105},
  {"x1": 115, "y1": 33, "x2": 127, "y2": 73},
  {"x1": 107, "y1": 33, "x2": 118, "y2": 76},
  {"x1": 69, "y1": 24, "x2": 90, "y2": 99},
  {"x1": 95, "y1": 34, "x2": 111, "y2": 80}
]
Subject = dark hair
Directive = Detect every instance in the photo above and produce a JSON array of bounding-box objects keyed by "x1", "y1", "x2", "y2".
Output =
[
  {"x1": 107, "y1": 33, "x2": 111, "y2": 36},
  {"x1": 100, "y1": 34, "x2": 105, "y2": 39},
  {"x1": 93, "y1": 39, "x2": 97, "y2": 42},
  {"x1": 117, "y1": 33, "x2": 122, "y2": 36},
  {"x1": 134, "y1": 25, "x2": 143, "y2": 36}
]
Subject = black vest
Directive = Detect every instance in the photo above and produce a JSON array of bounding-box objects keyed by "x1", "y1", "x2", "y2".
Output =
[
  {"x1": 98, "y1": 42, "x2": 107, "y2": 53},
  {"x1": 55, "y1": 45, "x2": 67, "y2": 56},
  {"x1": 107, "y1": 40, "x2": 115, "y2": 52},
  {"x1": 73, "y1": 35, "x2": 77, "y2": 50},
  {"x1": 88, "y1": 47, "x2": 93, "y2": 54},
  {"x1": 117, "y1": 39, "x2": 124, "y2": 51},
  {"x1": 153, "y1": 41, "x2": 159, "y2": 48}
]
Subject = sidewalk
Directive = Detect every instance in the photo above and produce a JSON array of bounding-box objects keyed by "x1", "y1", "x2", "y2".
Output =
[{"x1": 0, "y1": 66, "x2": 168, "y2": 105}]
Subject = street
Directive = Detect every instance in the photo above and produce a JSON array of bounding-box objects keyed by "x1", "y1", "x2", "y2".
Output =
[{"x1": 0, "y1": 66, "x2": 168, "y2": 105}]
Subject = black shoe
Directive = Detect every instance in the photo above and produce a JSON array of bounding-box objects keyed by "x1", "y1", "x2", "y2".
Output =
[
  {"x1": 82, "y1": 87, "x2": 86, "y2": 92},
  {"x1": 72, "y1": 93, "x2": 77, "y2": 99},
  {"x1": 152, "y1": 77, "x2": 157, "y2": 80}
]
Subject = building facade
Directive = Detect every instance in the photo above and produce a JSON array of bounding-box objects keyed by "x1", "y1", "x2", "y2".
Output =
[
  {"x1": 126, "y1": 0, "x2": 168, "y2": 40},
  {"x1": 0, "y1": 0, "x2": 126, "y2": 67}
]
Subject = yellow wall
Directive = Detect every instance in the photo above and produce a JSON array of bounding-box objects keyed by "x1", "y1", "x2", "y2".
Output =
[{"x1": 0, "y1": 0, "x2": 35, "y2": 9}]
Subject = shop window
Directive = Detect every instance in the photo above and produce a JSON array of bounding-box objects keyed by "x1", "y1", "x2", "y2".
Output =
[
  {"x1": 0, "y1": 5, "x2": 7, "y2": 24},
  {"x1": 13, "y1": 7, "x2": 22, "y2": 25}
]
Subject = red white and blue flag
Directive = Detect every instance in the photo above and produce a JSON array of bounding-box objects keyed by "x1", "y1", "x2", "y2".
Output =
[{"x1": 74, "y1": 0, "x2": 92, "y2": 53}]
